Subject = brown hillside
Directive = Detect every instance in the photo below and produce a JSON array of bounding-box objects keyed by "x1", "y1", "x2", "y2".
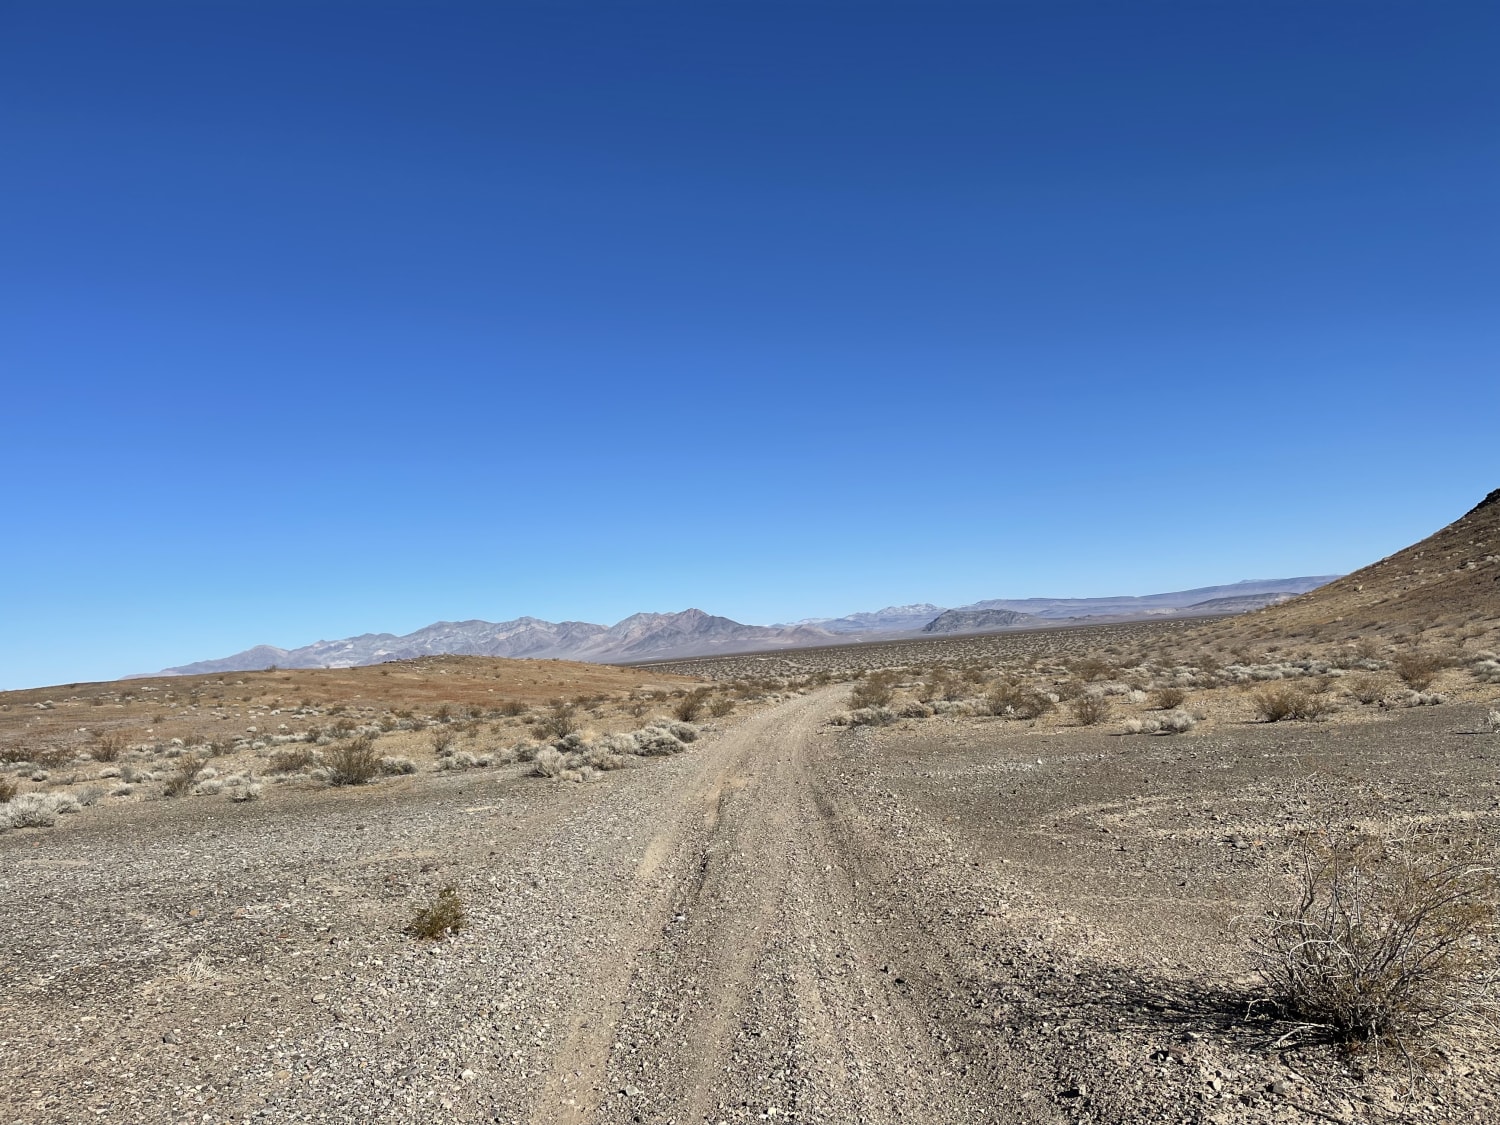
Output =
[{"x1": 1206, "y1": 488, "x2": 1500, "y2": 647}]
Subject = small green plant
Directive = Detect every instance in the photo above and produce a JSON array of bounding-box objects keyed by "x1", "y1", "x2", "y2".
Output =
[
  {"x1": 406, "y1": 886, "x2": 467, "y2": 940},
  {"x1": 326, "y1": 735, "x2": 380, "y2": 785}
]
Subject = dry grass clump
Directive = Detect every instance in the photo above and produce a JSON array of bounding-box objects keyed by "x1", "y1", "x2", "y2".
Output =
[
  {"x1": 406, "y1": 886, "x2": 467, "y2": 941},
  {"x1": 326, "y1": 735, "x2": 380, "y2": 785},
  {"x1": 1252, "y1": 685, "x2": 1335, "y2": 723},
  {"x1": 1248, "y1": 832, "x2": 1498, "y2": 1047},
  {"x1": 1069, "y1": 692, "x2": 1111, "y2": 727}
]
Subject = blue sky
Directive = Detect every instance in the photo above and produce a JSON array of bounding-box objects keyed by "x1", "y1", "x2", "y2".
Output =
[{"x1": 2, "y1": 1, "x2": 1496, "y2": 689}]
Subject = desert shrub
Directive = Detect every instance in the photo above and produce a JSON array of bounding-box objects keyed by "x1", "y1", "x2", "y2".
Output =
[
  {"x1": 1071, "y1": 655, "x2": 1116, "y2": 683},
  {"x1": 1348, "y1": 674, "x2": 1393, "y2": 705},
  {"x1": 162, "y1": 755, "x2": 204, "y2": 797},
  {"x1": 431, "y1": 728, "x2": 456, "y2": 754},
  {"x1": 227, "y1": 782, "x2": 263, "y2": 801},
  {"x1": 1392, "y1": 650, "x2": 1450, "y2": 692},
  {"x1": 0, "y1": 776, "x2": 15, "y2": 802},
  {"x1": 635, "y1": 727, "x2": 685, "y2": 756},
  {"x1": 1, "y1": 792, "x2": 80, "y2": 829},
  {"x1": 1149, "y1": 685, "x2": 1187, "y2": 711},
  {"x1": 90, "y1": 731, "x2": 128, "y2": 762},
  {"x1": 533, "y1": 746, "x2": 565, "y2": 777},
  {"x1": 326, "y1": 736, "x2": 380, "y2": 785},
  {"x1": 708, "y1": 695, "x2": 735, "y2": 718},
  {"x1": 1069, "y1": 692, "x2": 1111, "y2": 727},
  {"x1": 1248, "y1": 832, "x2": 1498, "y2": 1046},
  {"x1": 268, "y1": 747, "x2": 315, "y2": 774},
  {"x1": 1158, "y1": 710, "x2": 1196, "y2": 734},
  {"x1": 1484, "y1": 710, "x2": 1500, "y2": 734},
  {"x1": 497, "y1": 699, "x2": 529, "y2": 717},
  {"x1": 849, "y1": 672, "x2": 897, "y2": 710},
  {"x1": 660, "y1": 720, "x2": 699, "y2": 743},
  {"x1": 434, "y1": 703, "x2": 452, "y2": 723},
  {"x1": 898, "y1": 700, "x2": 934, "y2": 719},
  {"x1": 673, "y1": 688, "x2": 711, "y2": 722},
  {"x1": 379, "y1": 756, "x2": 417, "y2": 775},
  {"x1": 849, "y1": 706, "x2": 895, "y2": 727},
  {"x1": 1253, "y1": 686, "x2": 1335, "y2": 722},
  {"x1": 987, "y1": 680, "x2": 1055, "y2": 720},
  {"x1": 406, "y1": 886, "x2": 466, "y2": 940},
  {"x1": 536, "y1": 700, "x2": 580, "y2": 740}
]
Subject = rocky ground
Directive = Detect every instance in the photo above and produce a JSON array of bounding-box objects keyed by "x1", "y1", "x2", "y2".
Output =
[{"x1": 5, "y1": 664, "x2": 1499, "y2": 1123}]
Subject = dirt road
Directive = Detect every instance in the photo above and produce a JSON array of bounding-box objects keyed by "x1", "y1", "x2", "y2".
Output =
[{"x1": 2, "y1": 688, "x2": 1046, "y2": 1125}]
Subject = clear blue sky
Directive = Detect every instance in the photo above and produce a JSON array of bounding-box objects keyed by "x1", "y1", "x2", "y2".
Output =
[{"x1": 2, "y1": 1, "x2": 1496, "y2": 689}]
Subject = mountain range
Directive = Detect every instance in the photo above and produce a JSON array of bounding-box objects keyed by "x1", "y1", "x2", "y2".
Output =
[{"x1": 140, "y1": 577, "x2": 1337, "y2": 676}]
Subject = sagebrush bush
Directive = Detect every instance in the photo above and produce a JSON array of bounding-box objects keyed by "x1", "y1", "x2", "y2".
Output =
[
  {"x1": 1069, "y1": 692, "x2": 1111, "y2": 727},
  {"x1": 0, "y1": 791, "x2": 80, "y2": 830},
  {"x1": 326, "y1": 736, "x2": 380, "y2": 785},
  {"x1": 849, "y1": 706, "x2": 895, "y2": 727},
  {"x1": 533, "y1": 746, "x2": 565, "y2": 777},
  {"x1": 1249, "y1": 832, "x2": 1498, "y2": 1045},
  {"x1": 406, "y1": 886, "x2": 466, "y2": 940}
]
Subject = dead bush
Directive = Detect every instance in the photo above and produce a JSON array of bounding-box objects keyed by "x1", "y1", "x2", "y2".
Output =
[
  {"x1": 1253, "y1": 685, "x2": 1334, "y2": 722},
  {"x1": 708, "y1": 695, "x2": 735, "y2": 718},
  {"x1": 1348, "y1": 673, "x2": 1393, "y2": 705},
  {"x1": 1069, "y1": 693, "x2": 1111, "y2": 727},
  {"x1": 1071, "y1": 655, "x2": 1116, "y2": 683},
  {"x1": 1149, "y1": 685, "x2": 1187, "y2": 711},
  {"x1": 406, "y1": 886, "x2": 466, "y2": 941},
  {"x1": 431, "y1": 728, "x2": 456, "y2": 754},
  {"x1": 1392, "y1": 650, "x2": 1450, "y2": 692},
  {"x1": 268, "y1": 747, "x2": 315, "y2": 773},
  {"x1": 326, "y1": 735, "x2": 380, "y2": 785},
  {"x1": 1248, "y1": 832, "x2": 1498, "y2": 1046},
  {"x1": 90, "y1": 731, "x2": 128, "y2": 762},
  {"x1": 497, "y1": 699, "x2": 529, "y2": 717}
]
